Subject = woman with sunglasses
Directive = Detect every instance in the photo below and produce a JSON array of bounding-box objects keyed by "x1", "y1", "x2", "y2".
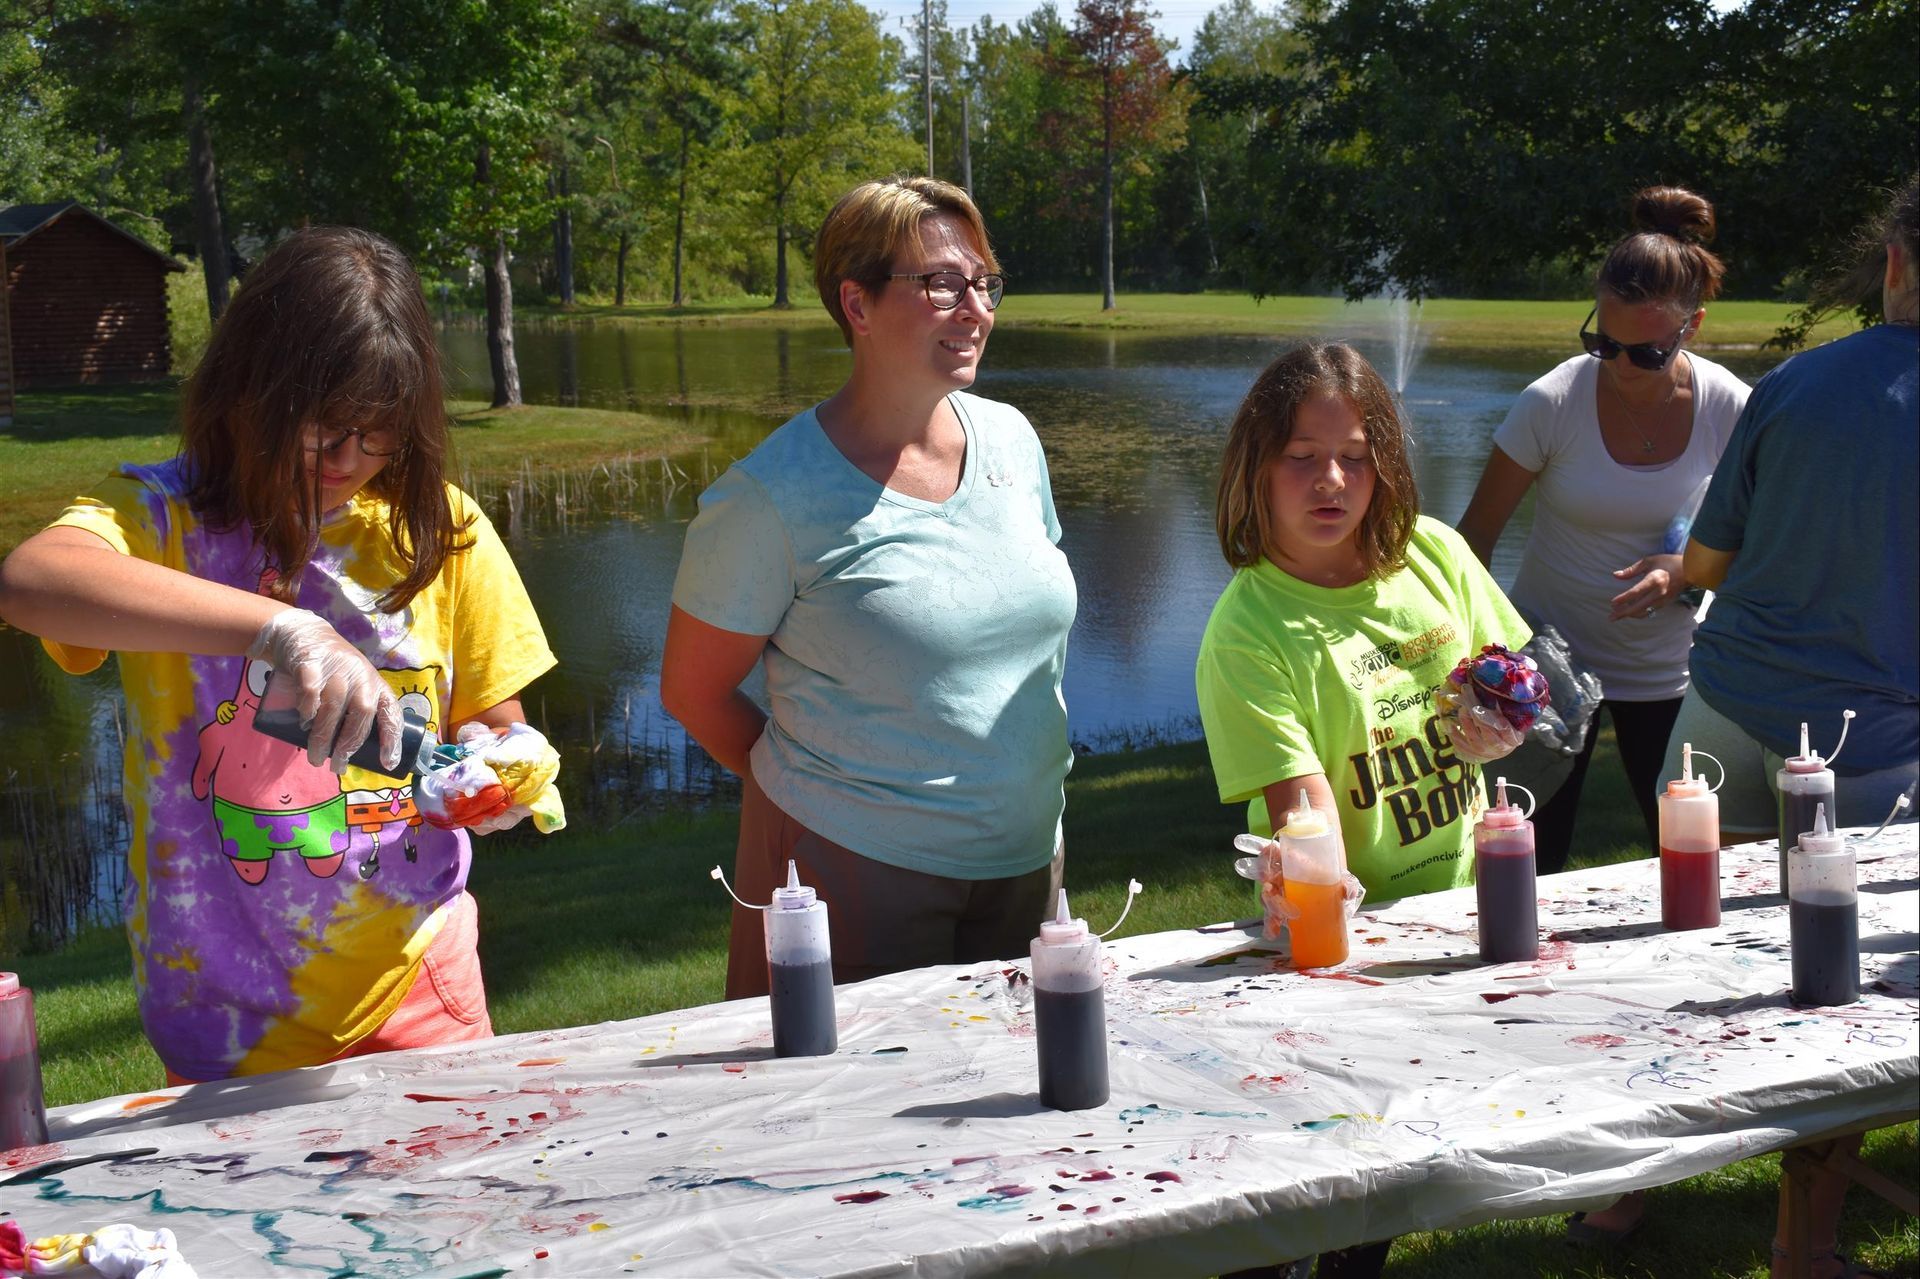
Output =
[
  {"x1": 662, "y1": 176, "x2": 1074, "y2": 997},
  {"x1": 1457, "y1": 186, "x2": 1750, "y2": 880}
]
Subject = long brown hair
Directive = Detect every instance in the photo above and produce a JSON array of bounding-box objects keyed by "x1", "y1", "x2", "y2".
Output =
[
  {"x1": 181, "y1": 226, "x2": 471, "y2": 611},
  {"x1": 1215, "y1": 342, "x2": 1419, "y2": 579},
  {"x1": 1596, "y1": 186, "x2": 1726, "y2": 313}
]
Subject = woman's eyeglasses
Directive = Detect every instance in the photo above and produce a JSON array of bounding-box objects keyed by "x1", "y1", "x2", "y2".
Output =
[
  {"x1": 301, "y1": 424, "x2": 403, "y2": 457},
  {"x1": 1579, "y1": 307, "x2": 1690, "y2": 371},
  {"x1": 889, "y1": 271, "x2": 1006, "y2": 311}
]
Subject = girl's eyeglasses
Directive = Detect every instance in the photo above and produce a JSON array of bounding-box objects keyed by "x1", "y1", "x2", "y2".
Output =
[
  {"x1": 889, "y1": 271, "x2": 1006, "y2": 311},
  {"x1": 1579, "y1": 307, "x2": 1690, "y2": 371},
  {"x1": 302, "y1": 425, "x2": 403, "y2": 457}
]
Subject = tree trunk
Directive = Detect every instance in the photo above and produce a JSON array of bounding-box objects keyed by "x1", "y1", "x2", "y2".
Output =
[
  {"x1": 616, "y1": 228, "x2": 630, "y2": 308},
  {"x1": 1101, "y1": 77, "x2": 1116, "y2": 312},
  {"x1": 673, "y1": 125, "x2": 691, "y2": 308},
  {"x1": 773, "y1": 175, "x2": 790, "y2": 309},
  {"x1": 485, "y1": 231, "x2": 521, "y2": 408},
  {"x1": 550, "y1": 159, "x2": 574, "y2": 306},
  {"x1": 182, "y1": 72, "x2": 230, "y2": 323}
]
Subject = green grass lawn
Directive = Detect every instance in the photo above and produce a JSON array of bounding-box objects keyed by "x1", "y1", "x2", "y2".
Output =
[{"x1": 16, "y1": 729, "x2": 1915, "y2": 1278}]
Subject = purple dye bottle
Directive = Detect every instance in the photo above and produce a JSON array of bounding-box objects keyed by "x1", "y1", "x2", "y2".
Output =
[
  {"x1": 1474, "y1": 776, "x2": 1540, "y2": 964},
  {"x1": 1032, "y1": 889, "x2": 1109, "y2": 1112},
  {"x1": 1788, "y1": 804, "x2": 1858, "y2": 1007},
  {"x1": 0, "y1": 973, "x2": 49, "y2": 1152},
  {"x1": 1776, "y1": 711, "x2": 1853, "y2": 889}
]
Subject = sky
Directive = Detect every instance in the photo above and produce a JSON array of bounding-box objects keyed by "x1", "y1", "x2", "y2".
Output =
[{"x1": 870, "y1": 0, "x2": 1225, "y2": 67}]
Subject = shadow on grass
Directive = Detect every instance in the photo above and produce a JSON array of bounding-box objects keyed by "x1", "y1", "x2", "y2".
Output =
[
  {"x1": 6, "y1": 385, "x2": 183, "y2": 444},
  {"x1": 1386, "y1": 1123, "x2": 1920, "y2": 1278}
]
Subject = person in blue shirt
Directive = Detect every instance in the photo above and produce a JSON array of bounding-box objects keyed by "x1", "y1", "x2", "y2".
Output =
[
  {"x1": 1676, "y1": 178, "x2": 1918, "y2": 845},
  {"x1": 1679, "y1": 177, "x2": 1917, "y2": 1279},
  {"x1": 661, "y1": 176, "x2": 1076, "y2": 999}
]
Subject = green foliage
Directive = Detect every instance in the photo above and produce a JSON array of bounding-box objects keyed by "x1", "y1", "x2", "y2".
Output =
[
  {"x1": 1207, "y1": 0, "x2": 1918, "y2": 305},
  {"x1": 721, "y1": 0, "x2": 919, "y2": 305}
]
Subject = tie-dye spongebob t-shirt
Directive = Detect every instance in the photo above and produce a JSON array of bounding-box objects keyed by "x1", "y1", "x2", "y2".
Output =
[{"x1": 43, "y1": 460, "x2": 554, "y2": 1082}]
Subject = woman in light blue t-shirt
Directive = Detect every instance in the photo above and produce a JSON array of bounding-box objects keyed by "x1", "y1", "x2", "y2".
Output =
[{"x1": 661, "y1": 176, "x2": 1077, "y2": 999}]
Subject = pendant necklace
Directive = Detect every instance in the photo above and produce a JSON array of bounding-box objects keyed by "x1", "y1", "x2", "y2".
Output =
[{"x1": 1607, "y1": 363, "x2": 1681, "y2": 455}]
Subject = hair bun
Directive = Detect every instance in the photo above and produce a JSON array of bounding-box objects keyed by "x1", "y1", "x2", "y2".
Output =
[{"x1": 1633, "y1": 186, "x2": 1716, "y2": 244}]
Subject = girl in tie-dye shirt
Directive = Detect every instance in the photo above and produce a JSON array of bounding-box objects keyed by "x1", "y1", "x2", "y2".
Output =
[{"x1": 0, "y1": 228, "x2": 554, "y2": 1083}]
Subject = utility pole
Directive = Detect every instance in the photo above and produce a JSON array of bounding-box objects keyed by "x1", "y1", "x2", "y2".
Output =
[
  {"x1": 923, "y1": 0, "x2": 934, "y2": 174},
  {"x1": 959, "y1": 84, "x2": 972, "y2": 196}
]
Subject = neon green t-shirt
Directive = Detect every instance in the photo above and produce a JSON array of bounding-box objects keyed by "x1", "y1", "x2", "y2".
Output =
[{"x1": 1195, "y1": 517, "x2": 1530, "y2": 901}]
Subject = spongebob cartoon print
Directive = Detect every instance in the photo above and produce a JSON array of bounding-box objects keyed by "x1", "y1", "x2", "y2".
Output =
[
  {"x1": 192, "y1": 657, "x2": 352, "y2": 883},
  {"x1": 337, "y1": 667, "x2": 441, "y2": 880}
]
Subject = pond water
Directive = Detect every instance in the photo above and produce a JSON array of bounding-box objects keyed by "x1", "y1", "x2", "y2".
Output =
[{"x1": 0, "y1": 317, "x2": 1782, "y2": 939}]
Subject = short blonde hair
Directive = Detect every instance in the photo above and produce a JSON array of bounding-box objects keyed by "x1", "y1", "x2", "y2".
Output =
[{"x1": 813, "y1": 176, "x2": 999, "y2": 343}]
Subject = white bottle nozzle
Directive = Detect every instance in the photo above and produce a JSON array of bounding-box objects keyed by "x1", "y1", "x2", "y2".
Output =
[
  {"x1": 1799, "y1": 721, "x2": 1810, "y2": 759},
  {"x1": 1682, "y1": 742, "x2": 1693, "y2": 783},
  {"x1": 710, "y1": 864, "x2": 770, "y2": 912},
  {"x1": 1054, "y1": 887, "x2": 1071, "y2": 926},
  {"x1": 1827, "y1": 709, "x2": 1857, "y2": 767},
  {"x1": 1496, "y1": 775, "x2": 1509, "y2": 808},
  {"x1": 786, "y1": 860, "x2": 802, "y2": 893},
  {"x1": 1098, "y1": 879, "x2": 1144, "y2": 938},
  {"x1": 1814, "y1": 802, "x2": 1831, "y2": 838},
  {"x1": 1798, "y1": 800, "x2": 1846, "y2": 855},
  {"x1": 1290, "y1": 788, "x2": 1313, "y2": 826}
]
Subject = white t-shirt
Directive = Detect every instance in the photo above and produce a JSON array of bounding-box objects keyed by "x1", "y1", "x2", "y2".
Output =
[{"x1": 1493, "y1": 352, "x2": 1750, "y2": 701}]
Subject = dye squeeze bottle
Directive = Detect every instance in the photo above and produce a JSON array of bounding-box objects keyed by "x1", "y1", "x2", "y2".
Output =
[
  {"x1": 1788, "y1": 804, "x2": 1858, "y2": 1007},
  {"x1": 764, "y1": 861, "x2": 837, "y2": 1058},
  {"x1": 1274, "y1": 790, "x2": 1349, "y2": 969},
  {"x1": 1474, "y1": 777, "x2": 1539, "y2": 964},
  {"x1": 0, "y1": 973, "x2": 49, "y2": 1152},
  {"x1": 253, "y1": 669, "x2": 439, "y2": 777},
  {"x1": 1032, "y1": 890, "x2": 1109, "y2": 1111},
  {"x1": 1659, "y1": 743, "x2": 1724, "y2": 931},
  {"x1": 1777, "y1": 711, "x2": 1853, "y2": 887}
]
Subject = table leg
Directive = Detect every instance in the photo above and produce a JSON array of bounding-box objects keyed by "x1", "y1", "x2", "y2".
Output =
[{"x1": 1778, "y1": 1142, "x2": 1826, "y2": 1279}]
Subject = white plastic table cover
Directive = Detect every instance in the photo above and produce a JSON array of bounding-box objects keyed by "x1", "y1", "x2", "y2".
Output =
[{"x1": 4, "y1": 828, "x2": 1915, "y2": 1279}]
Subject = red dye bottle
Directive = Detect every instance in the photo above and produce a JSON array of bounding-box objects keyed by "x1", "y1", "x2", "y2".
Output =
[
  {"x1": 0, "y1": 973, "x2": 49, "y2": 1152},
  {"x1": 1658, "y1": 743, "x2": 1724, "y2": 931}
]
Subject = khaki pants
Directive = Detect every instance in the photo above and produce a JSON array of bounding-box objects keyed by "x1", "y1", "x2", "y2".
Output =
[{"x1": 725, "y1": 771, "x2": 1063, "y2": 999}]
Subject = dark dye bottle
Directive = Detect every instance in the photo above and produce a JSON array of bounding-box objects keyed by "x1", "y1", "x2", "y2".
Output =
[
  {"x1": 1788, "y1": 804, "x2": 1859, "y2": 1008},
  {"x1": 1031, "y1": 889, "x2": 1109, "y2": 1112},
  {"x1": 765, "y1": 861, "x2": 837, "y2": 1058},
  {"x1": 1474, "y1": 777, "x2": 1540, "y2": 964}
]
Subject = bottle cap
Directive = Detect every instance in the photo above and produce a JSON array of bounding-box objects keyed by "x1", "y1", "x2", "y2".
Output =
[
  {"x1": 1281, "y1": 789, "x2": 1330, "y2": 839},
  {"x1": 771, "y1": 860, "x2": 818, "y2": 910},
  {"x1": 1038, "y1": 888, "x2": 1090, "y2": 944},
  {"x1": 1782, "y1": 722, "x2": 1826, "y2": 773},
  {"x1": 0, "y1": 973, "x2": 17, "y2": 998},
  {"x1": 1665, "y1": 742, "x2": 1719, "y2": 797},
  {"x1": 1796, "y1": 803, "x2": 1846, "y2": 855},
  {"x1": 1482, "y1": 776, "x2": 1528, "y2": 829}
]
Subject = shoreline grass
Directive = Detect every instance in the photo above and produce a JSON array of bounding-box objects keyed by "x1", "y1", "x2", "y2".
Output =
[
  {"x1": 516, "y1": 291, "x2": 1861, "y2": 352},
  {"x1": 12, "y1": 734, "x2": 1916, "y2": 1277},
  {"x1": 0, "y1": 390, "x2": 698, "y2": 554}
]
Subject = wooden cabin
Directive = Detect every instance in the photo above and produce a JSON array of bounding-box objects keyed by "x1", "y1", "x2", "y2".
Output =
[{"x1": 0, "y1": 202, "x2": 184, "y2": 392}]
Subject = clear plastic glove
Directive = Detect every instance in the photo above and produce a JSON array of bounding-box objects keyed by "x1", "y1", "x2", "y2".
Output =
[
  {"x1": 1233, "y1": 833, "x2": 1365, "y2": 939},
  {"x1": 468, "y1": 803, "x2": 533, "y2": 836},
  {"x1": 1437, "y1": 676, "x2": 1524, "y2": 765},
  {"x1": 247, "y1": 608, "x2": 401, "y2": 773}
]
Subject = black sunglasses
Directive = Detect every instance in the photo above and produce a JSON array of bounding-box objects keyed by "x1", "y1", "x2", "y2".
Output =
[{"x1": 1579, "y1": 307, "x2": 1691, "y2": 371}]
